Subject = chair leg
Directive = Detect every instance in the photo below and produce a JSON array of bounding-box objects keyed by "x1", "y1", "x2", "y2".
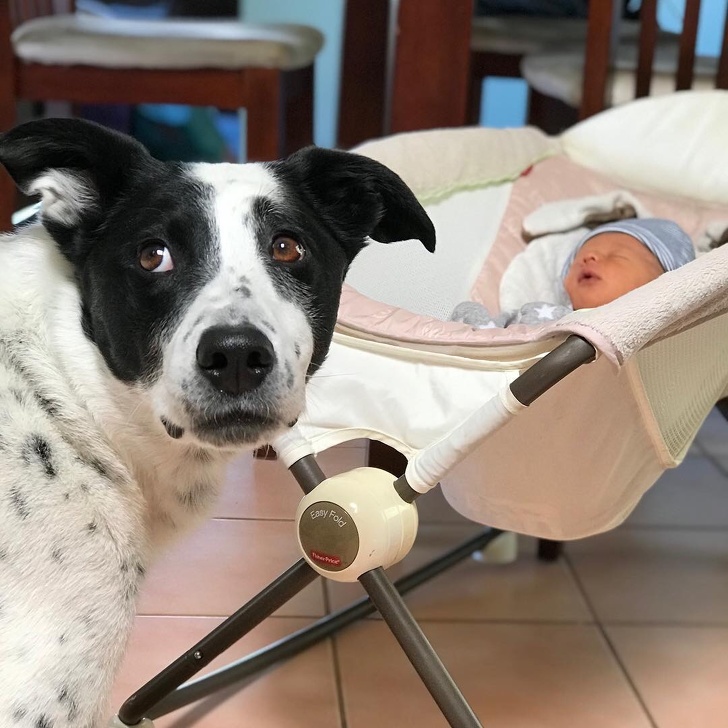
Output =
[
  {"x1": 367, "y1": 439, "x2": 407, "y2": 476},
  {"x1": 0, "y1": 60, "x2": 17, "y2": 232},
  {"x1": 715, "y1": 397, "x2": 728, "y2": 423},
  {"x1": 526, "y1": 88, "x2": 578, "y2": 135},
  {"x1": 537, "y1": 538, "x2": 563, "y2": 562},
  {"x1": 244, "y1": 67, "x2": 284, "y2": 162},
  {"x1": 467, "y1": 71, "x2": 484, "y2": 126},
  {"x1": 0, "y1": 170, "x2": 15, "y2": 233},
  {"x1": 280, "y1": 65, "x2": 315, "y2": 156},
  {"x1": 253, "y1": 445, "x2": 278, "y2": 460},
  {"x1": 244, "y1": 65, "x2": 314, "y2": 162}
]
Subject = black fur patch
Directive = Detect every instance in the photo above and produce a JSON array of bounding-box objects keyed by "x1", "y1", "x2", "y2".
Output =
[
  {"x1": 78, "y1": 168, "x2": 220, "y2": 384},
  {"x1": 34, "y1": 393, "x2": 61, "y2": 418},
  {"x1": 9, "y1": 487, "x2": 30, "y2": 519},
  {"x1": 23, "y1": 434, "x2": 56, "y2": 478},
  {"x1": 161, "y1": 417, "x2": 185, "y2": 439},
  {"x1": 12, "y1": 707, "x2": 28, "y2": 721},
  {"x1": 58, "y1": 688, "x2": 79, "y2": 723}
]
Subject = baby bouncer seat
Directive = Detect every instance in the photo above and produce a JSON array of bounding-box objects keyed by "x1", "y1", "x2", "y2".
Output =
[{"x1": 112, "y1": 91, "x2": 728, "y2": 727}]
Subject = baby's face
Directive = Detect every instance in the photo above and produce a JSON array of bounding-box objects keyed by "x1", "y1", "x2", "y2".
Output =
[{"x1": 563, "y1": 231, "x2": 664, "y2": 310}]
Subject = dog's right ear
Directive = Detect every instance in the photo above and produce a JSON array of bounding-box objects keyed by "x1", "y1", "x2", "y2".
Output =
[{"x1": 0, "y1": 118, "x2": 156, "y2": 253}]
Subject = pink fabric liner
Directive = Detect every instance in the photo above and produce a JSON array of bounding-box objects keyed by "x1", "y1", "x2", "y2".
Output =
[{"x1": 337, "y1": 155, "x2": 728, "y2": 350}]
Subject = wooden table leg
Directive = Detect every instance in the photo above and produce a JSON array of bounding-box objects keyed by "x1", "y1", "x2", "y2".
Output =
[
  {"x1": 390, "y1": 0, "x2": 473, "y2": 133},
  {"x1": 337, "y1": 0, "x2": 389, "y2": 148}
]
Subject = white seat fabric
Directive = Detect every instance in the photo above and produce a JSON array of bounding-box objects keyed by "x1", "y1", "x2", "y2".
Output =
[
  {"x1": 470, "y1": 16, "x2": 661, "y2": 57},
  {"x1": 12, "y1": 14, "x2": 324, "y2": 70},
  {"x1": 522, "y1": 38, "x2": 715, "y2": 108},
  {"x1": 470, "y1": 15, "x2": 590, "y2": 55}
]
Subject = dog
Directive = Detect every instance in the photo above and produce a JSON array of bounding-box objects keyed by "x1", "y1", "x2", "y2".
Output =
[{"x1": 0, "y1": 118, "x2": 435, "y2": 727}]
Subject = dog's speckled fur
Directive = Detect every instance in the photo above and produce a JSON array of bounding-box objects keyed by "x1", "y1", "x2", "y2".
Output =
[{"x1": 0, "y1": 119, "x2": 434, "y2": 727}]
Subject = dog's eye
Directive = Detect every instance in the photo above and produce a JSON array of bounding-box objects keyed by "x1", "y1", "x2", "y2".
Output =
[
  {"x1": 139, "y1": 242, "x2": 174, "y2": 273},
  {"x1": 271, "y1": 235, "x2": 305, "y2": 264}
]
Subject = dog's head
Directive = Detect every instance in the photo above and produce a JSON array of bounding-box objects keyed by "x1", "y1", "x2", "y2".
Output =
[{"x1": 0, "y1": 119, "x2": 435, "y2": 449}]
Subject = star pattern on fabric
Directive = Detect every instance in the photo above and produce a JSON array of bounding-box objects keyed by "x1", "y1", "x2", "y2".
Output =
[{"x1": 533, "y1": 303, "x2": 561, "y2": 320}]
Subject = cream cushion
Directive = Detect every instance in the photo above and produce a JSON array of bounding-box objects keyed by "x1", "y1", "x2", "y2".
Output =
[
  {"x1": 561, "y1": 90, "x2": 728, "y2": 205},
  {"x1": 522, "y1": 39, "x2": 715, "y2": 108},
  {"x1": 12, "y1": 14, "x2": 324, "y2": 70},
  {"x1": 470, "y1": 15, "x2": 590, "y2": 55}
]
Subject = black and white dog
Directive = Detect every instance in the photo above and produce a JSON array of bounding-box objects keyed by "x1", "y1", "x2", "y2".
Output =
[{"x1": 0, "y1": 118, "x2": 434, "y2": 727}]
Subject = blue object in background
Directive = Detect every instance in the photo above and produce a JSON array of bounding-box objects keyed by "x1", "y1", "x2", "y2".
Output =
[
  {"x1": 242, "y1": 0, "x2": 345, "y2": 149},
  {"x1": 480, "y1": 78, "x2": 528, "y2": 128},
  {"x1": 658, "y1": 0, "x2": 726, "y2": 56}
]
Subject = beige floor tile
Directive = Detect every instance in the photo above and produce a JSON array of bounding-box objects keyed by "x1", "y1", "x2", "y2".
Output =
[
  {"x1": 607, "y1": 625, "x2": 728, "y2": 728},
  {"x1": 626, "y1": 455, "x2": 728, "y2": 528},
  {"x1": 215, "y1": 446, "x2": 367, "y2": 520},
  {"x1": 110, "y1": 615, "x2": 341, "y2": 728},
  {"x1": 326, "y1": 526, "x2": 591, "y2": 622},
  {"x1": 336, "y1": 620, "x2": 652, "y2": 728},
  {"x1": 137, "y1": 519, "x2": 325, "y2": 618},
  {"x1": 567, "y1": 527, "x2": 728, "y2": 624}
]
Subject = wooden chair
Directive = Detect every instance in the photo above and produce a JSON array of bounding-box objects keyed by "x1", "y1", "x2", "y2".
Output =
[
  {"x1": 467, "y1": 13, "x2": 592, "y2": 127},
  {"x1": 0, "y1": 0, "x2": 323, "y2": 230},
  {"x1": 522, "y1": 0, "x2": 728, "y2": 132}
]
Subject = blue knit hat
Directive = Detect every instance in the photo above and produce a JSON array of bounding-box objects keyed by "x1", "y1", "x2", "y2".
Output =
[{"x1": 561, "y1": 218, "x2": 696, "y2": 279}]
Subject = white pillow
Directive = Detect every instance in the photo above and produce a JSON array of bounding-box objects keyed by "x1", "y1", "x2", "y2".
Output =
[{"x1": 561, "y1": 91, "x2": 728, "y2": 206}]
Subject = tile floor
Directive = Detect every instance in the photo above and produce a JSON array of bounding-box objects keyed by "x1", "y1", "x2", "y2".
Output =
[{"x1": 110, "y1": 410, "x2": 728, "y2": 727}]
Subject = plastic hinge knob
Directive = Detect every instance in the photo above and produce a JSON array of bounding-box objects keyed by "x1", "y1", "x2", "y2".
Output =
[{"x1": 296, "y1": 467, "x2": 418, "y2": 582}]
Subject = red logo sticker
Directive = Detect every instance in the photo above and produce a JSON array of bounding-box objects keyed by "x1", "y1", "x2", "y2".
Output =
[{"x1": 310, "y1": 550, "x2": 342, "y2": 567}]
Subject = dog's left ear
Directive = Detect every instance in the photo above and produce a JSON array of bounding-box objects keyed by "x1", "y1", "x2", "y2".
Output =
[{"x1": 271, "y1": 146, "x2": 436, "y2": 257}]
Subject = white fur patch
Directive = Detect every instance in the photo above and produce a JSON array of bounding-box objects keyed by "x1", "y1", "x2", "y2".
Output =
[{"x1": 28, "y1": 168, "x2": 98, "y2": 226}]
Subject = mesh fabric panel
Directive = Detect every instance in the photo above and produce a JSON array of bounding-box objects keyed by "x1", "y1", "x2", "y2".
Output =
[
  {"x1": 345, "y1": 185, "x2": 511, "y2": 321},
  {"x1": 635, "y1": 313, "x2": 728, "y2": 461}
]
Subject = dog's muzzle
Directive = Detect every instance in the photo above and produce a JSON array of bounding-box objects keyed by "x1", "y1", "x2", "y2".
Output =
[{"x1": 196, "y1": 324, "x2": 275, "y2": 396}]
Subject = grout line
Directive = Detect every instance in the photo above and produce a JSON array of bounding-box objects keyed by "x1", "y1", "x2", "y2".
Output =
[
  {"x1": 563, "y1": 552, "x2": 660, "y2": 728},
  {"x1": 331, "y1": 637, "x2": 350, "y2": 728},
  {"x1": 592, "y1": 619, "x2": 728, "y2": 629},
  {"x1": 614, "y1": 523, "x2": 728, "y2": 533},
  {"x1": 322, "y1": 580, "x2": 350, "y2": 728}
]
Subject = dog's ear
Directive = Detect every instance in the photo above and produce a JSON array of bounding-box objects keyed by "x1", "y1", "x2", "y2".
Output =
[
  {"x1": 272, "y1": 146, "x2": 436, "y2": 256},
  {"x1": 0, "y1": 118, "x2": 156, "y2": 251}
]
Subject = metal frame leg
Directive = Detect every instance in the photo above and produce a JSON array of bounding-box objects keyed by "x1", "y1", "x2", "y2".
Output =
[
  {"x1": 117, "y1": 525, "x2": 501, "y2": 723},
  {"x1": 360, "y1": 568, "x2": 483, "y2": 728},
  {"x1": 117, "y1": 559, "x2": 318, "y2": 725}
]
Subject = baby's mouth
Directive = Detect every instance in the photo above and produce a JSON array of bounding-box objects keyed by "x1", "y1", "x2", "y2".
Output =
[{"x1": 578, "y1": 270, "x2": 601, "y2": 283}]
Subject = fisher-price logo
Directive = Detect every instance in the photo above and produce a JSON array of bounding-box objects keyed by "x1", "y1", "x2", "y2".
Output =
[{"x1": 310, "y1": 550, "x2": 342, "y2": 567}]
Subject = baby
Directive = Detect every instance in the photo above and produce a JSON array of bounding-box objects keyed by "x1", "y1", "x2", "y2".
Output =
[{"x1": 452, "y1": 218, "x2": 696, "y2": 328}]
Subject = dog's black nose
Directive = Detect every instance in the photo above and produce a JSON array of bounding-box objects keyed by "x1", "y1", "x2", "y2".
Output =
[{"x1": 196, "y1": 325, "x2": 275, "y2": 396}]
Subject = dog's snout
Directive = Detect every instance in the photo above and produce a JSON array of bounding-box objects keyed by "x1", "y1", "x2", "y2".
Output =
[{"x1": 196, "y1": 325, "x2": 275, "y2": 396}]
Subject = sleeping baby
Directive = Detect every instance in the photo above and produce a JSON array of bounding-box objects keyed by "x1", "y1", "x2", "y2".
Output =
[{"x1": 452, "y1": 218, "x2": 696, "y2": 328}]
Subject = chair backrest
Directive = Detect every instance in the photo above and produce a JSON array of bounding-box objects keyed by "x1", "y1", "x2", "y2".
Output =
[
  {"x1": 6, "y1": 0, "x2": 74, "y2": 28},
  {"x1": 580, "y1": 0, "x2": 728, "y2": 119}
]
